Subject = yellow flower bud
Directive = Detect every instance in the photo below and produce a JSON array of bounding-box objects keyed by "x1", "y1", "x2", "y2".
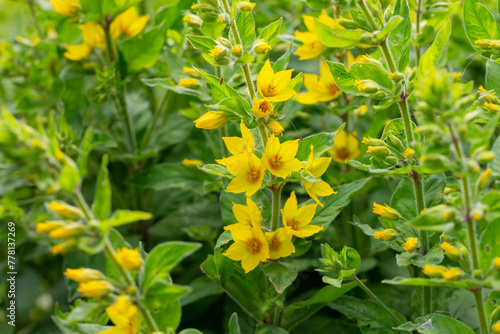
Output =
[
  {"x1": 478, "y1": 151, "x2": 495, "y2": 163},
  {"x1": 440, "y1": 241, "x2": 461, "y2": 261},
  {"x1": 403, "y1": 237, "x2": 420, "y2": 252},
  {"x1": 77, "y1": 280, "x2": 113, "y2": 297},
  {"x1": 182, "y1": 158, "x2": 204, "y2": 168},
  {"x1": 251, "y1": 98, "x2": 274, "y2": 118},
  {"x1": 64, "y1": 268, "x2": 105, "y2": 283},
  {"x1": 494, "y1": 257, "x2": 500, "y2": 270},
  {"x1": 182, "y1": 66, "x2": 200, "y2": 77},
  {"x1": 178, "y1": 78, "x2": 201, "y2": 89},
  {"x1": 183, "y1": 14, "x2": 202, "y2": 25},
  {"x1": 51, "y1": 239, "x2": 77, "y2": 255},
  {"x1": 484, "y1": 102, "x2": 500, "y2": 113},
  {"x1": 367, "y1": 146, "x2": 390, "y2": 156},
  {"x1": 441, "y1": 209, "x2": 455, "y2": 220},
  {"x1": 254, "y1": 41, "x2": 271, "y2": 54},
  {"x1": 267, "y1": 120, "x2": 284, "y2": 135},
  {"x1": 239, "y1": 1, "x2": 255, "y2": 11},
  {"x1": 423, "y1": 264, "x2": 448, "y2": 278},
  {"x1": 472, "y1": 211, "x2": 483, "y2": 221},
  {"x1": 354, "y1": 79, "x2": 379, "y2": 93},
  {"x1": 373, "y1": 203, "x2": 401, "y2": 220},
  {"x1": 442, "y1": 267, "x2": 463, "y2": 280},
  {"x1": 404, "y1": 147, "x2": 414, "y2": 159},
  {"x1": 194, "y1": 111, "x2": 227, "y2": 129},
  {"x1": 493, "y1": 321, "x2": 500, "y2": 334},
  {"x1": 231, "y1": 45, "x2": 243, "y2": 57},
  {"x1": 478, "y1": 168, "x2": 492, "y2": 189},
  {"x1": 36, "y1": 221, "x2": 64, "y2": 233},
  {"x1": 389, "y1": 72, "x2": 404, "y2": 81},
  {"x1": 50, "y1": 0, "x2": 79, "y2": 16},
  {"x1": 116, "y1": 247, "x2": 142, "y2": 271},
  {"x1": 48, "y1": 223, "x2": 84, "y2": 239},
  {"x1": 48, "y1": 201, "x2": 83, "y2": 218},
  {"x1": 209, "y1": 46, "x2": 228, "y2": 58},
  {"x1": 373, "y1": 229, "x2": 398, "y2": 241},
  {"x1": 361, "y1": 137, "x2": 385, "y2": 146}
]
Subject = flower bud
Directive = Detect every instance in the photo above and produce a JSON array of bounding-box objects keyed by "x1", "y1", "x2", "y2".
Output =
[
  {"x1": 388, "y1": 133, "x2": 405, "y2": 150},
  {"x1": 354, "y1": 79, "x2": 379, "y2": 93},
  {"x1": 442, "y1": 267, "x2": 463, "y2": 280},
  {"x1": 367, "y1": 146, "x2": 390, "y2": 156},
  {"x1": 64, "y1": 268, "x2": 105, "y2": 283},
  {"x1": 403, "y1": 237, "x2": 420, "y2": 252},
  {"x1": 194, "y1": 111, "x2": 227, "y2": 129},
  {"x1": 494, "y1": 257, "x2": 500, "y2": 270},
  {"x1": 231, "y1": 45, "x2": 243, "y2": 57},
  {"x1": 77, "y1": 280, "x2": 113, "y2": 298},
  {"x1": 267, "y1": 119, "x2": 284, "y2": 135},
  {"x1": 238, "y1": 1, "x2": 255, "y2": 11},
  {"x1": 373, "y1": 229, "x2": 398, "y2": 241},
  {"x1": 493, "y1": 321, "x2": 500, "y2": 334},
  {"x1": 178, "y1": 78, "x2": 201, "y2": 89},
  {"x1": 48, "y1": 223, "x2": 84, "y2": 239},
  {"x1": 251, "y1": 98, "x2": 274, "y2": 118},
  {"x1": 182, "y1": 158, "x2": 204, "y2": 168},
  {"x1": 471, "y1": 208, "x2": 484, "y2": 221},
  {"x1": 478, "y1": 151, "x2": 495, "y2": 163},
  {"x1": 441, "y1": 209, "x2": 455, "y2": 220},
  {"x1": 116, "y1": 247, "x2": 142, "y2": 271},
  {"x1": 51, "y1": 239, "x2": 77, "y2": 255},
  {"x1": 254, "y1": 41, "x2": 271, "y2": 54},
  {"x1": 389, "y1": 72, "x2": 404, "y2": 81},
  {"x1": 404, "y1": 147, "x2": 414, "y2": 159},
  {"x1": 182, "y1": 66, "x2": 200, "y2": 78},
  {"x1": 209, "y1": 46, "x2": 228, "y2": 59},
  {"x1": 373, "y1": 203, "x2": 401, "y2": 220},
  {"x1": 183, "y1": 13, "x2": 202, "y2": 27},
  {"x1": 36, "y1": 221, "x2": 65, "y2": 233},
  {"x1": 48, "y1": 201, "x2": 83, "y2": 219},
  {"x1": 478, "y1": 168, "x2": 492, "y2": 189},
  {"x1": 440, "y1": 241, "x2": 462, "y2": 261},
  {"x1": 423, "y1": 264, "x2": 448, "y2": 277},
  {"x1": 362, "y1": 137, "x2": 385, "y2": 146},
  {"x1": 353, "y1": 105, "x2": 368, "y2": 116}
]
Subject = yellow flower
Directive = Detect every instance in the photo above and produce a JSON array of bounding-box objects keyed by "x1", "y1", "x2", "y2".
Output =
[
  {"x1": 182, "y1": 158, "x2": 204, "y2": 168},
  {"x1": 422, "y1": 264, "x2": 448, "y2": 278},
  {"x1": 50, "y1": 0, "x2": 79, "y2": 16},
  {"x1": 303, "y1": 146, "x2": 335, "y2": 206},
  {"x1": 493, "y1": 321, "x2": 500, "y2": 334},
  {"x1": 77, "y1": 280, "x2": 113, "y2": 298},
  {"x1": 373, "y1": 229, "x2": 398, "y2": 241},
  {"x1": 209, "y1": 46, "x2": 228, "y2": 58},
  {"x1": 239, "y1": 1, "x2": 255, "y2": 11},
  {"x1": 373, "y1": 203, "x2": 401, "y2": 220},
  {"x1": 99, "y1": 295, "x2": 140, "y2": 334},
  {"x1": 266, "y1": 227, "x2": 295, "y2": 259},
  {"x1": 296, "y1": 61, "x2": 342, "y2": 104},
  {"x1": 221, "y1": 120, "x2": 255, "y2": 156},
  {"x1": 257, "y1": 59, "x2": 296, "y2": 102},
  {"x1": 224, "y1": 197, "x2": 262, "y2": 232},
  {"x1": 403, "y1": 237, "x2": 420, "y2": 252},
  {"x1": 231, "y1": 45, "x2": 243, "y2": 57},
  {"x1": 440, "y1": 241, "x2": 461, "y2": 261},
  {"x1": 183, "y1": 14, "x2": 201, "y2": 25},
  {"x1": 182, "y1": 66, "x2": 200, "y2": 77},
  {"x1": 64, "y1": 268, "x2": 104, "y2": 283},
  {"x1": 261, "y1": 134, "x2": 303, "y2": 179},
  {"x1": 194, "y1": 111, "x2": 227, "y2": 129},
  {"x1": 251, "y1": 98, "x2": 274, "y2": 118},
  {"x1": 267, "y1": 120, "x2": 284, "y2": 135},
  {"x1": 254, "y1": 41, "x2": 271, "y2": 54},
  {"x1": 404, "y1": 148, "x2": 414, "y2": 159},
  {"x1": 36, "y1": 221, "x2": 64, "y2": 233},
  {"x1": 64, "y1": 44, "x2": 92, "y2": 61},
  {"x1": 49, "y1": 223, "x2": 84, "y2": 239},
  {"x1": 442, "y1": 268, "x2": 463, "y2": 280},
  {"x1": 328, "y1": 130, "x2": 360, "y2": 163},
  {"x1": 49, "y1": 201, "x2": 83, "y2": 218},
  {"x1": 110, "y1": 7, "x2": 149, "y2": 40},
  {"x1": 178, "y1": 78, "x2": 201, "y2": 88},
  {"x1": 282, "y1": 191, "x2": 322, "y2": 238},
  {"x1": 294, "y1": 10, "x2": 341, "y2": 60},
  {"x1": 79, "y1": 22, "x2": 106, "y2": 49},
  {"x1": 224, "y1": 226, "x2": 269, "y2": 273},
  {"x1": 116, "y1": 247, "x2": 142, "y2": 271},
  {"x1": 223, "y1": 152, "x2": 266, "y2": 196},
  {"x1": 217, "y1": 15, "x2": 225, "y2": 24}
]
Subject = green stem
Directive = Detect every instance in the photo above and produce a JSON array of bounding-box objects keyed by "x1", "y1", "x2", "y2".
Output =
[
  {"x1": 473, "y1": 287, "x2": 488, "y2": 334},
  {"x1": 357, "y1": 0, "x2": 378, "y2": 31},
  {"x1": 271, "y1": 184, "x2": 282, "y2": 231},
  {"x1": 73, "y1": 190, "x2": 159, "y2": 332},
  {"x1": 353, "y1": 275, "x2": 403, "y2": 325},
  {"x1": 415, "y1": 0, "x2": 422, "y2": 67},
  {"x1": 26, "y1": 0, "x2": 45, "y2": 39},
  {"x1": 140, "y1": 91, "x2": 172, "y2": 150}
]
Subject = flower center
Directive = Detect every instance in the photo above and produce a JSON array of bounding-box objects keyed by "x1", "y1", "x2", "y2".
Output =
[
  {"x1": 336, "y1": 147, "x2": 351, "y2": 160},
  {"x1": 269, "y1": 154, "x2": 283, "y2": 168},
  {"x1": 287, "y1": 219, "x2": 300, "y2": 230},
  {"x1": 246, "y1": 167, "x2": 261, "y2": 183},
  {"x1": 246, "y1": 237, "x2": 263, "y2": 254},
  {"x1": 328, "y1": 83, "x2": 339, "y2": 96},
  {"x1": 268, "y1": 237, "x2": 280, "y2": 251},
  {"x1": 262, "y1": 84, "x2": 277, "y2": 98}
]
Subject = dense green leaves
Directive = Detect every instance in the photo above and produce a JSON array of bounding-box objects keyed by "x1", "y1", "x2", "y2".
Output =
[
  {"x1": 418, "y1": 20, "x2": 452, "y2": 75},
  {"x1": 463, "y1": 0, "x2": 500, "y2": 56},
  {"x1": 397, "y1": 314, "x2": 475, "y2": 333},
  {"x1": 295, "y1": 124, "x2": 345, "y2": 161}
]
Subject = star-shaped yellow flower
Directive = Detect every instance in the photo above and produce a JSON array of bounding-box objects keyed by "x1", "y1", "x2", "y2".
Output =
[
  {"x1": 265, "y1": 227, "x2": 295, "y2": 259},
  {"x1": 261, "y1": 134, "x2": 303, "y2": 179},
  {"x1": 257, "y1": 59, "x2": 296, "y2": 102},
  {"x1": 327, "y1": 130, "x2": 360, "y2": 163},
  {"x1": 98, "y1": 295, "x2": 140, "y2": 334},
  {"x1": 223, "y1": 152, "x2": 265, "y2": 196},
  {"x1": 303, "y1": 146, "x2": 335, "y2": 206},
  {"x1": 296, "y1": 61, "x2": 342, "y2": 104},
  {"x1": 222, "y1": 120, "x2": 255, "y2": 156},
  {"x1": 110, "y1": 7, "x2": 149, "y2": 40},
  {"x1": 224, "y1": 226, "x2": 269, "y2": 273},
  {"x1": 224, "y1": 197, "x2": 262, "y2": 232},
  {"x1": 282, "y1": 191, "x2": 323, "y2": 237}
]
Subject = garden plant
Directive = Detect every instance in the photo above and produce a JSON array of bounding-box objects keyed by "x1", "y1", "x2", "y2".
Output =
[{"x1": 1, "y1": 0, "x2": 500, "y2": 333}]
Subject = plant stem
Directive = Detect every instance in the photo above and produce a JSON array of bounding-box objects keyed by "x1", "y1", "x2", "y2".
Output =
[
  {"x1": 447, "y1": 123, "x2": 488, "y2": 334},
  {"x1": 415, "y1": 0, "x2": 422, "y2": 67},
  {"x1": 358, "y1": 0, "x2": 431, "y2": 315},
  {"x1": 140, "y1": 90, "x2": 172, "y2": 150},
  {"x1": 353, "y1": 275, "x2": 403, "y2": 325},
  {"x1": 26, "y1": 0, "x2": 45, "y2": 39},
  {"x1": 271, "y1": 184, "x2": 282, "y2": 231},
  {"x1": 73, "y1": 189, "x2": 159, "y2": 332},
  {"x1": 214, "y1": 66, "x2": 230, "y2": 157}
]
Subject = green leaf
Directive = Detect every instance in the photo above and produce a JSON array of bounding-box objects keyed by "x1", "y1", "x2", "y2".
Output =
[
  {"x1": 396, "y1": 244, "x2": 444, "y2": 267},
  {"x1": 141, "y1": 78, "x2": 209, "y2": 100},
  {"x1": 143, "y1": 241, "x2": 201, "y2": 287},
  {"x1": 260, "y1": 262, "x2": 298, "y2": 294},
  {"x1": 186, "y1": 35, "x2": 218, "y2": 52},
  {"x1": 377, "y1": 15, "x2": 404, "y2": 40},
  {"x1": 479, "y1": 218, "x2": 500, "y2": 273},
  {"x1": 198, "y1": 164, "x2": 232, "y2": 178},
  {"x1": 196, "y1": 67, "x2": 243, "y2": 103},
  {"x1": 235, "y1": 11, "x2": 255, "y2": 48},
  {"x1": 228, "y1": 312, "x2": 241, "y2": 334},
  {"x1": 256, "y1": 325, "x2": 289, "y2": 334},
  {"x1": 396, "y1": 314, "x2": 475, "y2": 334},
  {"x1": 296, "y1": 124, "x2": 345, "y2": 161},
  {"x1": 60, "y1": 162, "x2": 80, "y2": 193},
  {"x1": 382, "y1": 276, "x2": 476, "y2": 289},
  {"x1": 143, "y1": 280, "x2": 191, "y2": 310},
  {"x1": 330, "y1": 295, "x2": 405, "y2": 332},
  {"x1": 309, "y1": 178, "x2": 371, "y2": 227},
  {"x1": 327, "y1": 61, "x2": 393, "y2": 98},
  {"x1": 488, "y1": 136, "x2": 500, "y2": 176},
  {"x1": 306, "y1": 0, "x2": 333, "y2": 9},
  {"x1": 258, "y1": 17, "x2": 282, "y2": 42},
  {"x1": 390, "y1": 173, "x2": 446, "y2": 220},
  {"x1": 463, "y1": 0, "x2": 500, "y2": 54},
  {"x1": 486, "y1": 60, "x2": 500, "y2": 95},
  {"x1": 418, "y1": 20, "x2": 451, "y2": 75},
  {"x1": 99, "y1": 210, "x2": 152, "y2": 233},
  {"x1": 273, "y1": 42, "x2": 293, "y2": 72},
  {"x1": 280, "y1": 282, "x2": 358, "y2": 330},
  {"x1": 92, "y1": 155, "x2": 111, "y2": 221},
  {"x1": 388, "y1": 0, "x2": 411, "y2": 71},
  {"x1": 315, "y1": 20, "x2": 365, "y2": 49},
  {"x1": 119, "y1": 24, "x2": 167, "y2": 73}
]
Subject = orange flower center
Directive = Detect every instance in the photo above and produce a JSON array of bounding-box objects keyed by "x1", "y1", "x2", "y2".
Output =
[
  {"x1": 269, "y1": 154, "x2": 283, "y2": 169},
  {"x1": 246, "y1": 237, "x2": 263, "y2": 254},
  {"x1": 335, "y1": 147, "x2": 350, "y2": 160},
  {"x1": 259, "y1": 100, "x2": 273, "y2": 115},
  {"x1": 287, "y1": 219, "x2": 300, "y2": 230},
  {"x1": 262, "y1": 84, "x2": 277, "y2": 98},
  {"x1": 246, "y1": 166, "x2": 261, "y2": 183},
  {"x1": 268, "y1": 237, "x2": 280, "y2": 251},
  {"x1": 328, "y1": 83, "x2": 339, "y2": 96}
]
